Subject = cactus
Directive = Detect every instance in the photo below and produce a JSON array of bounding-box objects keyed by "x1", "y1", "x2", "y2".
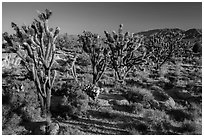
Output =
[
  {"x1": 104, "y1": 24, "x2": 146, "y2": 83},
  {"x1": 3, "y1": 9, "x2": 60, "y2": 130},
  {"x1": 78, "y1": 31, "x2": 108, "y2": 85}
]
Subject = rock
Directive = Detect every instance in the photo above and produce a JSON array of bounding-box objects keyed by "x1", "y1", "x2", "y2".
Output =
[
  {"x1": 100, "y1": 87, "x2": 109, "y2": 94},
  {"x1": 48, "y1": 122, "x2": 60, "y2": 135},
  {"x1": 142, "y1": 101, "x2": 151, "y2": 109},
  {"x1": 150, "y1": 100, "x2": 160, "y2": 109},
  {"x1": 115, "y1": 99, "x2": 129, "y2": 106},
  {"x1": 32, "y1": 124, "x2": 46, "y2": 135},
  {"x1": 151, "y1": 87, "x2": 176, "y2": 109},
  {"x1": 161, "y1": 97, "x2": 176, "y2": 109},
  {"x1": 97, "y1": 99, "x2": 110, "y2": 106}
]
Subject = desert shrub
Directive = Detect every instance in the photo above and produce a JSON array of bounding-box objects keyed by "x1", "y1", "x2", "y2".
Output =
[
  {"x1": 58, "y1": 125, "x2": 86, "y2": 135},
  {"x1": 164, "y1": 72, "x2": 178, "y2": 88},
  {"x1": 112, "y1": 101, "x2": 143, "y2": 114},
  {"x1": 51, "y1": 81, "x2": 90, "y2": 119},
  {"x1": 87, "y1": 99, "x2": 101, "y2": 110},
  {"x1": 20, "y1": 106, "x2": 42, "y2": 123},
  {"x1": 52, "y1": 79, "x2": 80, "y2": 96},
  {"x1": 3, "y1": 82, "x2": 40, "y2": 116},
  {"x1": 4, "y1": 90, "x2": 41, "y2": 121},
  {"x1": 142, "y1": 109, "x2": 169, "y2": 121},
  {"x1": 2, "y1": 105, "x2": 13, "y2": 130},
  {"x1": 100, "y1": 74, "x2": 115, "y2": 88},
  {"x1": 2, "y1": 67, "x2": 17, "y2": 78},
  {"x1": 96, "y1": 108, "x2": 117, "y2": 119},
  {"x1": 119, "y1": 86, "x2": 155, "y2": 109},
  {"x1": 150, "y1": 85, "x2": 169, "y2": 102},
  {"x1": 67, "y1": 89, "x2": 89, "y2": 115},
  {"x1": 159, "y1": 63, "x2": 169, "y2": 78},
  {"x1": 2, "y1": 113, "x2": 27, "y2": 135},
  {"x1": 52, "y1": 81, "x2": 67, "y2": 96},
  {"x1": 179, "y1": 121, "x2": 196, "y2": 133},
  {"x1": 166, "y1": 109, "x2": 193, "y2": 122},
  {"x1": 76, "y1": 53, "x2": 91, "y2": 67},
  {"x1": 187, "y1": 102, "x2": 202, "y2": 119},
  {"x1": 128, "y1": 128, "x2": 141, "y2": 135},
  {"x1": 177, "y1": 120, "x2": 201, "y2": 134},
  {"x1": 125, "y1": 78, "x2": 145, "y2": 87},
  {"x1": 130, "y1": 102, "x2": 144, "y2": 114},
  {"x1": 120, "y1": 119, "x2": 149, "y2": 135},
  {"x1": 186, "y1": 82, "x2": 202, "y2": 95},
  {"x1": 142, "y1": 109, "x2": 172, "y2": 134},
  {"x1": 2, "y1": 79, "x2": 41, "y2": 135},
  {"x1": 127, "y1": 122, "x2": 149, "y2": 135}
]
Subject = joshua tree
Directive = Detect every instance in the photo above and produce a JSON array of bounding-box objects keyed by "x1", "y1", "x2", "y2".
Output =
[
  {"x1": 3, "y1": 9, "x2": 60, "y2": 129},
  {"x1": 144, "y1": 30, "x2": 184, "y2": 70},
  {"x1": 78, "y1": 31, "x2": 109, "y2": 85},
  {"x1": 104, "y1": 24, "x2": 147, "y2": 83}
]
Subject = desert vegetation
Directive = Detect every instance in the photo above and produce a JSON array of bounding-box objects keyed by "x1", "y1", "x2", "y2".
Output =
[{"x1": 2, "y1": 9, "x2": 202, "y2": 135}]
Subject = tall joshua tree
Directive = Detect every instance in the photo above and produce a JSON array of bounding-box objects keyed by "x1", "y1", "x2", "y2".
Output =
[
  {"x1": 104, "y1": 24, "x2": 147, "y2": 83},
  {"x1": 3, "y1": 9, "x2": 60, "y2": 123},
  {"x1": 78, "y1": 31, "x2": 108, "y2": 85}
]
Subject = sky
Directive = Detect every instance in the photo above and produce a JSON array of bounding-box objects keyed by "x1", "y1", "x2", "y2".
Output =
[{"x1": 2, "y1": 2, "x2": 202, "y2": 36}]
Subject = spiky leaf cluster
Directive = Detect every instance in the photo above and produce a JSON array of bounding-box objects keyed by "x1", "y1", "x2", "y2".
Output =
[{"x1": 37, "y1": 9, "x2": 52, "y2": 21}]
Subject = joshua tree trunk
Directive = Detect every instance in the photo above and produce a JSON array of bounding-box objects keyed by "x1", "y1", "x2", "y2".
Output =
[{"x1": 46, "y1": 88, "x2": 51, "y2": 118}]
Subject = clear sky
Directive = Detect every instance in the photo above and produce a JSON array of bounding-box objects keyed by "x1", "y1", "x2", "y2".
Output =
[{"x1": 2, "y1": 2, "x2": 202, "y2": 36}]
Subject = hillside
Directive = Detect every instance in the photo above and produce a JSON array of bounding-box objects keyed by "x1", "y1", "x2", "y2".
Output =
[
  {"x1": 2, "y1": 27, "x2": 202, "y2": 135},
  {"x1": 135, "y1": 28, "x2": 202, "y2": 39},
  {"x1": 136, "y1": 28, "x2": 185, "y2": 37},
  {"x1": 184, "y1": 28, "x2": 202, "y2": 39}
]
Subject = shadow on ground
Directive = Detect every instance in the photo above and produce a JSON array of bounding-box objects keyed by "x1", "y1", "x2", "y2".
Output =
[
  {"x1": 21, "y1": 121, "x2": 47, "y2": 135},
  {"x1": 99, "y1": 93, "x2": 125, "y2": 101}
]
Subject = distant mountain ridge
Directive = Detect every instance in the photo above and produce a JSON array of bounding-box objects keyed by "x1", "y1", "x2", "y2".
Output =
[
  {"x1": 184, "y1": 28, "x2": 202, "y2": 39},
  {"x1": 135, "y1": 28, "x2": 202, "y2": 39}
]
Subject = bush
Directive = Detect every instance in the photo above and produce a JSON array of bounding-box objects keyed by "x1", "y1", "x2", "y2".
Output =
[
  {"x1": 51, "y1": 81, "x2": 90, "y2": 119},
  {"x1": 166, "y1": 109, "x2": 194, "y2": 122},
  {"x1": 2, "y1": 105, "x2": 13, "y2": 130},
  {"x1": 130, "y1": 102, "x2": 143, "y2": 114},
  {"x1": 142, "y1": 109, "x2": 171, "y2": 134},
  {"x1": 96, "y1": 108, "x2": 117, "y2": 119},
  {"x1": 58, "y1": 125, "x2": 86, "y2": 135},
  {"x1": 112, "y1": 101, "x2": 143, "y2": 114},
  {"x1": 127, "y1": 122, "x2": 149, "y2": 135},
  {"x1": 2, "y1": 79, "x2": 42, "y2": 135},
  {"x1": 2, "y1": 113, "x2": 27, "y2": 135},
  {"x1": 119, "y1": 86, "x2": 155, "y2": 109},
  {"x1": 67, "y1": 89, "x2": 89, "y2": 116},
  {"x1": 178, "y1": 120, "x2": 201, "y2": 134}
]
